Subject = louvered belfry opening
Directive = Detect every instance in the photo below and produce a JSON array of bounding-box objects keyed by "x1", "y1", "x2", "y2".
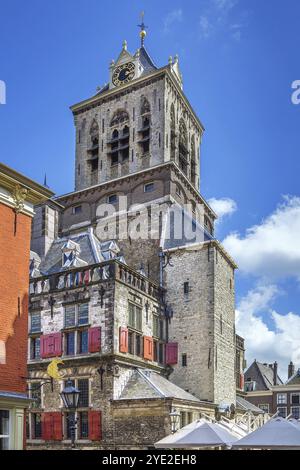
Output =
[{"x1": 108, "y1": 110, "x2": 130, "y2": 166}]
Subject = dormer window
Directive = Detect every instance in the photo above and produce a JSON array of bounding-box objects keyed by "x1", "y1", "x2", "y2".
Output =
[
  {"x1": 107, "y1": 194, "x2": 118, "y2": 204},
  {"x1": 72, "y1": 205, "x2": 82, "y2": 215},
  {"x1": 144, "y1": 182, "x2": 154, "y2": 193}
]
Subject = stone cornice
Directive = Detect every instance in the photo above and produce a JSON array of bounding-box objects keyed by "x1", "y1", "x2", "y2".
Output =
[
  {"x1": 56, "y1": 161, "x2": 217, "y2": 220},
  {"x1": 0, "y1": 163, "x2": 54, "y2": 214},
  {"x1": 70, "y1": 66, "x2": 204, "y2": 133}
]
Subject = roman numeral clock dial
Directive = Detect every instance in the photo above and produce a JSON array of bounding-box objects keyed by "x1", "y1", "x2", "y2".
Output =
[{"x1": 112, "y1": 62, "x2": 135, "y2": 86}]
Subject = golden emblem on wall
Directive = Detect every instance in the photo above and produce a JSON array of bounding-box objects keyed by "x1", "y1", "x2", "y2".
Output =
[{"x1": 47, "y1": 358, "x2": 65, "y2": 380}]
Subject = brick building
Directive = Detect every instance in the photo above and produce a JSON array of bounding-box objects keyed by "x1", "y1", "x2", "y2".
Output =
[
  {"x1": 26, "y1": 29, "x2": 254, "y2": 449},
  {"x1": 0, "y1": 163, "x2": 53, "y2": 450},
  {"x1": 244, "y1": 360, "x2": 300, "y2": 419}
]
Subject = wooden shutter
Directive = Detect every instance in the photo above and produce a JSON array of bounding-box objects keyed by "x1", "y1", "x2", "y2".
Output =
[
  {"x1": 239, "y1": 373, "x2": 245, "y2": 390},
  {"x1": 88, "y1": 410, "x2": 102, "y2": 441},
  {"x1": 40, "y1": 333, "x2": 62, "y2": 358},
  {"x1": 166, "y1": 343, "x2": 178, "y2": 365},
  {"x1": 119, "y1": 327, "x2": 128, "y2": 353},
  {"x1": 88, "y1": 327, "x2": 101, "y2": 353},
  {"x1": 42, "y1": 412, "x2": 62, "y2": 441},
  {"x1": 143, "y1": 336, "x2": 154, "y2": 361}
]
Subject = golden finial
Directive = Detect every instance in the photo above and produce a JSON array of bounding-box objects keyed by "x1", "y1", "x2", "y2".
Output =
[{"x1": 138, "y1": 11, "x2": 148, "y2": 47}]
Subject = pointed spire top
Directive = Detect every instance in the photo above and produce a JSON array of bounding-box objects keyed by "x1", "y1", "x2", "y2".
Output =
[
  {"x1": 138, "y1": 11, "x2": 148, "y2": 47},
  {"x1": 43, "y1": 173, "x2": 49, "y2": 188}
]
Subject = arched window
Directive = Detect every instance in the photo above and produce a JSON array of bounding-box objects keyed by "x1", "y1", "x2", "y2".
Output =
[
  {"x1": 112, "y1": 129, "x2": 119, "y2": 139},
  {"x1": 87, "y1": 119, "x2": 100, "y2": 184},
  {"x1": 110, "y1": 110, "x2": 129, "y2": 127},
  {"x1": 179, "y1": 119, "x2": 188, "y2": 175},
  {"x1": 170, "y1": 104, "x2": 176, "y2": 160},
  {"x1": 191, "y1": 135, "x2": 196, "y2": 185},
  {"x1": 108, "y1": 110, "x2": 130, "y2": 165},
  {"x1": 138, "y1": 98, "x2": 151, "y2": 155}
]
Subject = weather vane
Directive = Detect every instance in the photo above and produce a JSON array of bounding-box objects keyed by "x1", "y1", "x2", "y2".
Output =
[{"x1": 138, "y1": 11, "x2": 148, "y2": 47}]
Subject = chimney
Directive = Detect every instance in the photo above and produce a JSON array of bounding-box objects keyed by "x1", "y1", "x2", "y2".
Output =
[
  {"x1": 288, "y1": 361, "x2": 295, "y2": 379},
  {"x1": 273, "y1": 361, "x2": 278, "y2": 385}
]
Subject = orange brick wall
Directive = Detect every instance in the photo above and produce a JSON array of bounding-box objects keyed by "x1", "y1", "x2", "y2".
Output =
[{"x1": 0, "y1": 203, "x2": 31, "y2": 393}]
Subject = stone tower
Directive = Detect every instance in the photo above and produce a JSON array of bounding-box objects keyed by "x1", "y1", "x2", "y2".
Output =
[
  {"x1": 66, "y1": 33, "x2": 236, "y2": 405},
  {"x1": 27, "y1": 27, "x2": 237, "y2": 448}
]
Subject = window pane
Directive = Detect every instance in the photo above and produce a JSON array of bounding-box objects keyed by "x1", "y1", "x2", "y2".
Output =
[
  {"x1": 79, "y1": 331, "x2": 88, "y2": 354},
  {"x1": 153, "y1": 316, "x2": 159, "y2": 337},
  {"x1": 291, "y1": 394, "x2": 300, "y2": 405},
  {"x1": 277, "y1": 407, "x2": 287, "y2": 418},
  {"x1": 292, "y1": 407, "x2": 300, "y2": 419},
  {"x1": 31, "y1": 337, "x2": 40, "y2": 360},
  {"x1": 65, "y1": 412, "x2": 76, "y2": 439},
  {"x1": 78, "y1": 379, "x2": 89, "y2": 408},
  {"x1": 65, "y1": 306, "x2": 76, "y2": 328},
  {"x1": 128, "y1": 332, "x2": 134, "y2": 355},
  {"x1": 31, "y1": 383, "x2": 41, "y2": 408},
  {"x1": 136, "y1": 306, "x2": 142, "y2": 331},
  {"x1": 79, "y1": 411, "x2": 89, "y2": 439},
  {"x1": 128, "y1": 303, "x2": 135, "y2": 328},
  {"x1": 66, "y1": 332, "x2": 75, "y2": 356},
  {"x1": 78, "y1": 304, "x2": 89, "y2": 326},
  {"x1": 30, "y1": 312, "x2": 41, "y2": 333},
  {"x1": 135, "y1": 335, "x2": 141, "y2": 357},
  {"x1": 33, "y1": 413, "x2": 42, "y2": 439}
]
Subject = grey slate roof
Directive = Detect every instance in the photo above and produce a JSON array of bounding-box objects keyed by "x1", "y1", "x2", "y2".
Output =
[
  {"x1": 244, "y1": 361, "x2": 283, "y2": 391},
  {"x1": 139, "y1": 46, "x2": 157, "y2": 75},
  {"x1": 119, "y1": 369, "x2": 201, "y2": 403},
  {"x1": 162, "y1": 204, "x2": 214, "y2": 251},
  {"x1": 37, "y1": 230, "x2": 124, "y2": 276},
  {"x1": 236, "y1": 396, "x2": 264, "y2": 414},
  {"x1": 286, "y1": 368, "x2": 300, "y2": 385}
]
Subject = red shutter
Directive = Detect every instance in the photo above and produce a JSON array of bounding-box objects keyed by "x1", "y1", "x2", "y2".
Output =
[
  {"x1": 88, "y1": 411, "x2": 102, "y2": 441},
  {"x1": 88, "y1": 327, "x2": 101, "y2": 353},
  {"x1": 119, "y1": 327, "x2": 128, "y2": 353},
  {"x1": 239, "y1": 373, "x2": 245, "y2": 390},
  {"x1": 40, "y1": 335, "x2": 46, "y2": 359},
  {"x1": 166, "y1": 343, "x2": 178, "y2": 365},
  {"x1": 42, "y1": 412, "x2": 52, "y2": 440},
  {"x1": 42, "y1": 412, "x2": 62, "y2": 441},
  {"x1": 143, "y1": 336, "x2": 154, "y2": 361},
  {"x1": 40, "y1": 333, "x2": 62, "y2": 358}
]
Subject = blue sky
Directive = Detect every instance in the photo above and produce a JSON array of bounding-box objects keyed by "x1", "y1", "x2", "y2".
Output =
[{"x1": 1, "y1": 0, "x2": 299, "y2": 377}]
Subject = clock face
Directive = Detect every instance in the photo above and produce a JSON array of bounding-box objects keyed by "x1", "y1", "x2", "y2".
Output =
[{"x1": 112, "y1": 63, "x2": 135, "y2": 86}]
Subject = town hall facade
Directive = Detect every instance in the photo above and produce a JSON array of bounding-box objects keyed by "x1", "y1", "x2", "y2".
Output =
[{"x1": 26, "y1": 27, "x2": 244, "y2": 449}]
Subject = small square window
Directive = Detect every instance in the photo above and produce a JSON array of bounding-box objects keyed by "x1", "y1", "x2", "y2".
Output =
[
  {"x1": 108, "y1": 194, "x2": 118, "y2": 204},
  {"x1": 72, "y1": 205, "x2": 82, "y2": 215},
  {"x1": 144, "y1": 183, "x2": 154, "y2": 193},
  {"x1": 277, "y1": 393, "x2": 287, "y2": 405}
]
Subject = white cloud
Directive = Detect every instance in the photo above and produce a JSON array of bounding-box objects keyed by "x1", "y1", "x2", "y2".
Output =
[
  {"x1": 208, "y1": 197, "x2": 237, "y2": 220},
  {"x1": 163, "y1": 9, "x2": 183, "y2": 34},
  {"x1": 199, "y1": 0, "x2": 244, "y2": 41},
  {"x1": 223, "y1": 196, "x2": 300, "y2": 281},
  {"x1": 236, "y1": 284, "x2": 300, "y2": 380}
]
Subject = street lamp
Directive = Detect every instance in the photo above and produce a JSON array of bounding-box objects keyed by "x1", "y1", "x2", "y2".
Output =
[
  {"x1": 60, "y1": 379, "x2": 80, "y2": 448},
  {"x1": 170, "y1": 408, "x2": 180, "y2": 434}
]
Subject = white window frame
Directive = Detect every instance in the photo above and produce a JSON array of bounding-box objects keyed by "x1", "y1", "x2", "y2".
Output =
[
  {"x1": 277, "y1": 393, "x2": 287, "y2": 405},
  {"x1": 277, "y1": 406, "x2": 287, "y2": 418},
  {"x1": 290, "y1": 393, "x2": 300, "y2": 405},
  {"x1": 0, "y1": 409, "x2": 11, "y2": 450},
  {"x1": 258, "y1": 404, "x2": 269, "y2": 413},
  {"x1": 291, "y1": 406, "x2": 300, "y2": 419},
  {"x1": 72, "y1": 205, "x2": 82, "y2": 215}
]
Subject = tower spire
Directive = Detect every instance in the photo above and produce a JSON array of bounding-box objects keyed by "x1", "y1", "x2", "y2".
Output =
[{"x1": 138, "y1": 11, "x2": 148, "y2": 47}]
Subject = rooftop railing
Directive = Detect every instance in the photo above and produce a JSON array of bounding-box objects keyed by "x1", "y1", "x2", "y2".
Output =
[{"x1": 29, "y1": 260, "x2": 163, "y2": 302}]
